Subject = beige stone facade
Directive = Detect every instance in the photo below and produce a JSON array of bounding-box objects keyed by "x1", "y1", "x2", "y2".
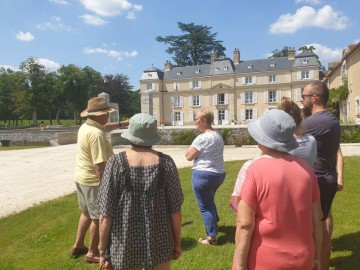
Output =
[
  {"x1": 140, "y1": 48, "x2": 321, "y2": 126},
  {"x1": 325, "y1": 42, "x2": 360, "y2": 124}
]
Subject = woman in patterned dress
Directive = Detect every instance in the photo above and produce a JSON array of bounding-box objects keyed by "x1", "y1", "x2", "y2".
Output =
[
  {"x1": 185, "y1": 107, "x2": 226, "y2": 245},
  {"x1": 98, "y1": 113, "x2": 183, "y2": 270}
]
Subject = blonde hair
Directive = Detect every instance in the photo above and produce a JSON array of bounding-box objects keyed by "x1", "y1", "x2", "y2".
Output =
[
  {"x1": 196, "y1": 107, "x2": 214, "y2": 126},
  {"x1": 277, "y1": 97, "x2": 302, "y2": 127}
]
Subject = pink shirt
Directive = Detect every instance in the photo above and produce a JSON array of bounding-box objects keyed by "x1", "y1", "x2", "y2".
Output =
[{"x1": 240, "y1": 155, "x2": 320, "y2": 270}]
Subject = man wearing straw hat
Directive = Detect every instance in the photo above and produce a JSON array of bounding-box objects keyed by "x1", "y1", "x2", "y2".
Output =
[{"x1": 70, "y1": 97, "x2": 127, "y2": 263}]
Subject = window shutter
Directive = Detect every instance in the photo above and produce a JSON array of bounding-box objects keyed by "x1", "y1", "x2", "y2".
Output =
[
  {"x1": 171, "y1": 112, "x2": 175, "y2": 125},
  {"x1": 296, "y1": 88, "x2": 302, "y2": 101},
  {"x1": 264, "y1": 90, "x2": 269, "y2": 103},
  {"x1": 253, "y1": 108, "x2": 257, "y2": 119},
  {"x1": 241, "y1": 77, "x2": 245, "y2": 85},
  {"x1": 189, "y1": 95, "x2": 193, "y2": 107},
  {"x1": 276, "y1": 90, "x2": 281, "y2": 102},
  {"x1": 170, "y1": 97, "x2": 174, "y2": 108},
  {"x1": 224, "y1": 110, "x2": 229, "y2": 125},
  {"x1": 309, "y1": 70, "x2": 314, "y2": 79},
  {"x1": 152, "y1": 83, "x2": 155, "y2": 90},
  {"x1": 198, "y1": 81, "x2": 202, "y2": 88},
  {"x1": 241, "y1": 109, "x2": 245, "y2": 121},
  {"x1": 253, "y1": 92, "x2": 257, "y2": 104},
  {"x1": 173, "y1": 82, "x2": 177, "y2": 90},
  {"x1": 240, "y1": 92, "x2": 245, "y2": 104},
  {"x1": 180, "y1": 96, "x2": 183, "y2": 107},
  {"x1": 189, "y1": 111, "x2": 194, "y2": 122},
  {"x1": 189, "y1": 82, "x2": 193, "y2": 89},
  {"x1": 252, "y1": 76, "x2": 256, "y2": 84},
  {"x1": 214, "y1": 110, "x2": 218, "y2": 125},
  {"x1": 180, "y1": 112, "x2": 184, "y2": 126},
  {"x1": 225, "y1": 93, "x2": 229, "y2": 105},
  {"x1": 213, "y1": 94, "x2": 218, "y2": 105},
  {"x1": 199, "y1": 95, "x2": 202, "y2": 106},
  {"x1": 297, "y1": 71, "x2": 301, "y2": 80}
]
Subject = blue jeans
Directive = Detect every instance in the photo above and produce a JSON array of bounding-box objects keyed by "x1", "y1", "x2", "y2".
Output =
[{"x1": 192, "y1": 170, "x2": 226, "y2": 237}]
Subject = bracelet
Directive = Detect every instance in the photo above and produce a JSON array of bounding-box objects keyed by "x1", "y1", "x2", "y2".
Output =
[{"x1": 118, "y1": 121, "x2": 122, "y2": 128}]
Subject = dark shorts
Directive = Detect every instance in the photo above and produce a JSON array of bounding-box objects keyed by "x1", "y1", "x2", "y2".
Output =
[{"x1": 317, "y1": 177, "x2": 338, "y2": 220}]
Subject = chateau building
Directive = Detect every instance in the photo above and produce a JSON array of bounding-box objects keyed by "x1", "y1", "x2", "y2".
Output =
[
  {"x1": 325, "y1": 41, "x2": 360, "y2": 124},
  {"x1": 140, "y1": 48, "x2": 321, "y2": 126}
]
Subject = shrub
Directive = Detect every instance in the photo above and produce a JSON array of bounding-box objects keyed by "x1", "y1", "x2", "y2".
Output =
[{"x1": 170, "y1": 130, "x2": 197, "y2": 145}]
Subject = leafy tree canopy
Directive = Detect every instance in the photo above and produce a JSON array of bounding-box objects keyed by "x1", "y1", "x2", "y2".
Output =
[{"x1": 156, "y1": 22, "x2": 226, "y2": 66}]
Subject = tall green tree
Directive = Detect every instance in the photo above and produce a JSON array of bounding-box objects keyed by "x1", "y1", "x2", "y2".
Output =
[
  {"x1": 269, "y1": 46, "x2": 290, "y2": 58},
  {"x1": 156, "y1": 22, "x2": 226, "y2": 66},
  {"x1": 19, "y1": 58, "x2": 48, "y2": 126},
  {"x1": 94, "y1": 74, "x2": 134, "y2": 117}
]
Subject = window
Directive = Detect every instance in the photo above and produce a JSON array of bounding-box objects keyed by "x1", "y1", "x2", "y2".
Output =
[
  {"x1": 268, "y1": 90, "x2": 277, "y2": 103},
  {"x1": 303, "y1": 59, "x2": 309, "y2": 64},
  {"x1": 195, "y1": 69, "x2": 200, "y2": 74},
  {"x1": 270, "y1": 63, "x2": 276, "y2": 67},
  {"x1": 192, "y1": 81, "x2": 200, "y2": 88},
  {"x1": 245, "y1": 109, "x2": 253, "y2": 120},
  {"x1": 174, "y1": 82, "x2": 180, "y2": 91},
  {"x1": 215, "y1": 67, "x2": 220, "y2": 71},
  {"x1": 245, "y1": 76, "x2": 252, "y2": 84},
  {"x1": 177, "y1": 71, "x2": 182, "y2": 75},
  {"x1": 174, "y1": 112, "x2": 181, "y2": 121},
  {"x1": 224, "y1": 66, "x2": 229, "y2": 71},
  {"x1": 218, "y1": 93, "x2": 225, "y2": 105},
  {"x1": 147, "y1": 83, "x2": 154, "y2": 91},
  {"x1": 174, "y1": 96, "x2": 182, "y2": 107},
  {"x1": 301, "y1": 71, "x2": 310, "y2": 79},
  {"x1": 245, "y1": 92, "x2": 253, "y2": 104},
  {"x1": 269, "y1": 75, "x2": 276, "y2": 83},
  {"x1": 218, "y1": 110, "x2": 225, "y2": 122},
  {"x1": 247, "y1": 64, "x2": 253, "y2": 69},
  {"x1": 192, "y1": 95, "x2": 200, "y2": 106}
]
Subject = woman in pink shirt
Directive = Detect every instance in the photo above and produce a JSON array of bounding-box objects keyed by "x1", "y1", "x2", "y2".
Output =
[{"x1": 233, "y1": 109, "x2": 323, "y2": 270}]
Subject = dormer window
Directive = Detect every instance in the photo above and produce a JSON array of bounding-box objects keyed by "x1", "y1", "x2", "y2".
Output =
[
  {"x1": 147, "y1": 73, "x2": 152, "y2": 77},
  {"x1": 224, "y1": 66, "x2": 229, "y2": 71},
  {"x1": 303, "y1": 59, "x2": 309, "y2": 64},
  {"x1": 270, "y1": 63, "x2": 276, "y2": 67},
  {"x1": 195, "y1": 69, "x2": 201, "y2": 74},
  {"x1": 177, "y1": 71, "x2": 182, "y2": 75},
  {"x1": 215, "y1": 67, "x2": 220, "y2": 71},
  {"x1": 247, "y1": 64, "x2": 253, "y2": 69}
]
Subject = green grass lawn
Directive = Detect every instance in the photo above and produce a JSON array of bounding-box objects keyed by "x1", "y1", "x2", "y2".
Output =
[{"x1": 0, "y1": 158, "x2": 359, "y2": 270}]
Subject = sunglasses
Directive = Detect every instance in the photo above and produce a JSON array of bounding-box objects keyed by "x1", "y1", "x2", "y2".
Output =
[{"x1": 301, "y1": 94, "x2": 317, "y2": 99}]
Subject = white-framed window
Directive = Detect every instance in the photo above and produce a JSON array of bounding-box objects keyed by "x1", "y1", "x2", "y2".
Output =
[
  {"x1": 213, "y1": 93, "x2": 228, "y2": 105},
  {"x1": 172, "y1": 111, "x2": 183, "y2": 126},
  {"x1": 213, "y1": 109, "x2": 229, "y2": 125},
  {"x1": 269, "y1": 90, "x2": 277, "y2": 103},
  {"x1": 171, "y1": 96, "x2": 183, "y2": 108},
  {"x1": 218, "y1": 110, "x2": 225, "y2": 122},
  {"x1": 215, "y1": 67, "x2": 220, "y2": 71},
  {"x1": 245, "y1": 109, "x2": 253, "y2": 120},
  {"x1": 174, "y1": 112, "x2": 181, "y2": 121},
  {"x1": 241, "y1": 108, "x2": 257, "y2": 121},
  {"x1": 218, "y1": 93, "x2": 225, "y2": 105},
  {"x1": 192, "y1": 95, "x2": 200, "y2": 106},
  {"x1": 245, "y1": 92, "x2": 253, "y2": 104},
  {"x1": 147, "y1": 83, "x2": 155, "y2": 91},
  {"x1": 173, "y1": 82, "x2": 180, "y2": 91},
  {"x1": 301, "y1": 71, "x2": 310, "y2": 79},
  {"x1": 269, "y1": 75, "x2": 276, "y2": 83},
  {"x1": 303, "y1": 59, "x2": 309, "y2": 64},
  {"x1": 193, "y1": 81, "x2": 200, "y2": 88},
  {"x1": 245, "y1": 76, "x2": 252, "y2": 84}
]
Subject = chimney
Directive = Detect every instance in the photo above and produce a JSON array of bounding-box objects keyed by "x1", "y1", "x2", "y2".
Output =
[
  {"x1": 164, "y1": 61, "x2": 172, "y2": 71},
  {"x1": 210, "y1": 50, "x2": 216, "y2": 64},
  {"x1": 288, "y1": 47, "x2": 295, "y2": 60},
  {"x1": 233, "y1": 48, "x2": 240, "y2": 64}
]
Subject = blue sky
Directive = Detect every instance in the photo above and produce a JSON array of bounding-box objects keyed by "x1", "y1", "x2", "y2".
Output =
[{"x1": 0, "y1": 0, "x2": 359, "y2": 90}]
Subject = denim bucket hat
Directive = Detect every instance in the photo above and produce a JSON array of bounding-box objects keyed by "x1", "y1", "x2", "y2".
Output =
[
  {"x1": 121, "y1": 113, "x2": 160, "y2": 146},
  {"x1": 247, "y1": 109, "x2": 298, "y2": 152}
]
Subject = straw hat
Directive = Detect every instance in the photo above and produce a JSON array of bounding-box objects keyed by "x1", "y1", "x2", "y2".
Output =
[
  {"x1": 121, "y1": 113, "x2": 160, "y2": 146},
  {"x1": 80, "y1": 97, "x2": 116, "y2": 117},
  {"x1": 247, "y1": 109, "x2": 298, "y2": 152}
]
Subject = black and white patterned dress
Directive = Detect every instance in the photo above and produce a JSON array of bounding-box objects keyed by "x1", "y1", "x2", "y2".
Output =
[{"x1": 98, "y1": 151, "x2": 183, "y2": 270}]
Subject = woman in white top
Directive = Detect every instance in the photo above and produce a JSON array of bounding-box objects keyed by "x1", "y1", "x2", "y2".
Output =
[{"x1": 186, "y1": 107, "x2": 226, "y2": 245}]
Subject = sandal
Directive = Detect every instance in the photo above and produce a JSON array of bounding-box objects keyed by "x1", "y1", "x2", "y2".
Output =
[
  {"x1": 70, "y1": 246, "x2": 88, "y2": 257},
  {"x1": 198, "y1": 237, "x2": 218, "y2": 245}
]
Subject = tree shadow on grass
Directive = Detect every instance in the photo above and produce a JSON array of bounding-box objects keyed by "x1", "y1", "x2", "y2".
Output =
[
  {"x1": 218, "y1": 225, "x2": 236, "y2": 245},
  {"x1": 330, "y1": 231, "x2": 360, "y2": 270}
]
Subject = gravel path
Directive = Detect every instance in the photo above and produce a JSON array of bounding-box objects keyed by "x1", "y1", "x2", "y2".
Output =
[{"x1": 1, "y1": 143, "x2": 359, "y2": 218}]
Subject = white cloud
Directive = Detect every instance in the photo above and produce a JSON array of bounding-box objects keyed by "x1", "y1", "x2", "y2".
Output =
[
  {"x1": 303, "y1": 43, "x2": 343, "y2": 63},
  {"x1": 49, "y1": 0, "x2": 69, "y2": 5},
  {"x1": 269, "y1": 5, "x2": 349, "y2": 34},
  {"x1": 80, "y1": 14, "x2": 107, "y2": 25},
  {"x1": 16, "y1": 31, "x2": 35, "y2": 41},
  {"x1": 36, "y1": 16, "x2": 72, "y2": 31},
  {"x1": 36, "y1": 58, "x2": 61, "y2": 72},
  {"x1": 79, "y1": 0, "x2": 143, "y2": 18},
  {"x1": 84, "y1": 47, "x2": 138, "y2": 61},
  {"x1": 295, "y1": 0, "x2": 322, "y2": 5}
]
